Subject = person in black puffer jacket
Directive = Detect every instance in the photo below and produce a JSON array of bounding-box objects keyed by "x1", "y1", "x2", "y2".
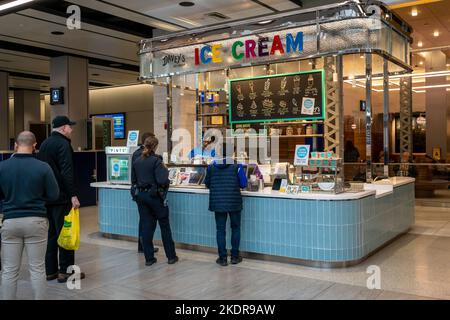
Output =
[{"x1": 205, "y1": 159, "x2": 247, "y2": 266}]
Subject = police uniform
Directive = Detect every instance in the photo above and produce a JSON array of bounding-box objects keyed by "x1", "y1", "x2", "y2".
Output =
[{"x1": 131, "y1": 152, "x2": 177, "y2": 264}]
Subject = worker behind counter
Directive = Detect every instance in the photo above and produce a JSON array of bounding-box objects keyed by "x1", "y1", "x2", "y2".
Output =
[{"x1": 188, "y1": 136, "x2": 216, "y2": 162}]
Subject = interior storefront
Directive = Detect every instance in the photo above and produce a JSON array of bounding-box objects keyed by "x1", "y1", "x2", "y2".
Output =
[{"x1": 92, "y1": 1, "x2": 417, "y2": 267}]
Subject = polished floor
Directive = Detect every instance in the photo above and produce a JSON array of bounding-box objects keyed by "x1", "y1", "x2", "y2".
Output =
[{"x1": 2, "y1": 204, "x2": 450, "y2": 300}]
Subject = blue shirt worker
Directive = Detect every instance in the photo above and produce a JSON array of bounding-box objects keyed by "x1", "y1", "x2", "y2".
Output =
[
  {"x1": 189, "y1": 136, "x2": 216, "y2": 160},
  {"x1": 0, "y1": 131, "x2": 59, "y2": 300},
  {"x1": 204, "y1": 159, "x2": 248, "y2": 266}
]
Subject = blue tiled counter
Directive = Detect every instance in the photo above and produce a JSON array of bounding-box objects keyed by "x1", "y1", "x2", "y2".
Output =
[{"x1": 91, "y1": 178, "x2": 415, "y2": 267}]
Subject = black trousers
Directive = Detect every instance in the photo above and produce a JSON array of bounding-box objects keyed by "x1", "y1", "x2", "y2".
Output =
[
  {"x1": 136, "y1": 192, "x2": 176, "y2": 262},
  {"x1": 46, "y1": 203, "x2": 75, "y2": 275}
]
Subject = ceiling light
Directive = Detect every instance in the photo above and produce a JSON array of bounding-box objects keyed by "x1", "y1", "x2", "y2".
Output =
[
  {"x1": 179, "y1": 1, "x2": 194, "y2": 6},
  {"x1": 417, "y1": 41, "x2": 423, "y2": 47},
  {"x1": 51, "y1": 31, "x2": 64, "y2": 35},
  {"x1": 258, "y1": 20, "x2": 273, "y2": 25},
  {"x1": 446, "y1": 64, "x2": 450, "y2": 67},
  {"x1": 360, "y1": 54, "x2": 364, "y2": 59},
  {"x1": 0, "y1": 0, "x2": 34, "y2": 11},
  {"x1": 411, "y1": 8, "x2": 418, "y2": 16},
  {"x1": 160, "y1": 39, "x2": 168, "y2": 42},
  {"x1": 419, "y1": 61, "x2": 424, "y2": 65},
  {"x1": 433, "y1": 30, "x2": 439, "y2": 37}
]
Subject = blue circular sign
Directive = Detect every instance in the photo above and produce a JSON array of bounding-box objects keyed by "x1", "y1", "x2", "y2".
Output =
[
  {"x1": 129, "y1": 132, "x2": 138, "y2": 141},
  {"x1": 113, "y1": 164, "x2": 120, "y2": 172},
  {"x1": 304, "y1": 99, "x2": 314, "y2": 109},
  {"x1": 297, "y1": 147, "x2": 308, "y2": 158}
]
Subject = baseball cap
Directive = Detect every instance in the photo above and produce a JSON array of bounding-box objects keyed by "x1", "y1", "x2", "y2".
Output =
[{"x1": 52, "y1": 116, "x2": 76, "y2": 128}]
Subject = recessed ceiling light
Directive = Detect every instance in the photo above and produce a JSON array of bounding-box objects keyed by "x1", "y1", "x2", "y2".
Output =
[
  {"x1": 411, "y1": 8, "x2": 418, "y2": 16},
  {"x1": 179, "y1": 1, "x2": 194, "y2": 6},
  {"x1": 433, "y1": 30, "x2": 439, "y2": 37},
  {"x1": 417, "y1": 41, "x2": 423, "y2": 47},
  {"x1": 258, "y1": 20, "x2": 273, "y2": 25},
  {"x1": 51, "y1": 31, "x2": 64, "y2": 35},
  {"x1": 419, "y1": 61, "x2": 424, "y2": 65}
]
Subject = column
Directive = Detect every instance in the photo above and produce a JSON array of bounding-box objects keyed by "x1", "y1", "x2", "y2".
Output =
[
  {"x1": 424, "y1": 51, "x2": 447, "y2": 157},
  {"x1": 50, "y1": 56, "x2": 89, "y2": 150},
  {"x1": 0, "y1": 72, "x2": 9, "y2": 150},
  {"x1": 13, "y1": 89, "x2": 41, "y2": 135}
]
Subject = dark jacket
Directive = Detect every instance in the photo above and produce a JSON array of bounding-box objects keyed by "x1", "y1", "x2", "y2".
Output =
[
  {"x1": 131, "y1": 145, "x2": 144, "y2": 164},
  {"x1": 37, "y1": 131, "x2": 76, "y2": 205},
  {"x1": 0, "y1": 154, "x2": 59, "y2": 220},
  {"x1": 132, "y1": 152, "x2": 169, "y2": 190},
  {"x1": 204, "y1": 162, "x2": 248, "y2": 213}
]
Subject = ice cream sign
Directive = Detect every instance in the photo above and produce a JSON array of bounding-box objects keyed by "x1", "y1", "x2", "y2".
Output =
[{"x1": 194, "y1": 32, "x2": 303, "y2": 66}]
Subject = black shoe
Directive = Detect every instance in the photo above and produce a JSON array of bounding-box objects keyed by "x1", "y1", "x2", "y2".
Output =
[
  {"x1": 57, "y1": 271, "x2": 85, "y2": 283},
  {"x1": 168, "y1": 256, "x2": 179, "y2": 264},
  {"x1": 231, "y1": 256, "x2": 243, "y2": 264},
  {"x1": 216, "y1": 257, "x2": 228, "y2": 266},
  {"x1": 46, "y1": 273, "x2": 58, "y2": 281},
  {"x1": 145, "y1": 258, "x2": 157, "y2": 266}
]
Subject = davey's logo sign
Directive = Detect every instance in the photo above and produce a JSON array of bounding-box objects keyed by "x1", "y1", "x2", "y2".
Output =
[{"x1": 162, "y1": 54, "x2": 186, "y2": 67}]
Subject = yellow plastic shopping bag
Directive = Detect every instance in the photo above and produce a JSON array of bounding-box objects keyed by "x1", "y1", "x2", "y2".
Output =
[{"x1": 57, "y1": 207, "x2": 80, "y2": 251}]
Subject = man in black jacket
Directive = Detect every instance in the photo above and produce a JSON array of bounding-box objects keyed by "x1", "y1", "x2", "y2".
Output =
[
  {"x1": 37, "y1": 116, "x2": 84, "y2": 283},
  {"x1": 0, "y1": 131, "x2": 59, "y2": 299}
]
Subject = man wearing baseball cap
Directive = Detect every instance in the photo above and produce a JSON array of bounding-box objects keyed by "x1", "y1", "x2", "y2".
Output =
[{"x1": 37, "y1": 115, "x2": 85, "y2": 283}]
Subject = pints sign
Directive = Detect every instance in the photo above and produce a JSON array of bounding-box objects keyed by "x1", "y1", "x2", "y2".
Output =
[{"x1": 194, "y1": 32, "x2": 303, "y2": 66}]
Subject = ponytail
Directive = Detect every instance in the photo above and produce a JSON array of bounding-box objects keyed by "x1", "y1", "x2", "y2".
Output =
[{"x1": 142, "y1": 136, "x2": 159, "y2": 158}]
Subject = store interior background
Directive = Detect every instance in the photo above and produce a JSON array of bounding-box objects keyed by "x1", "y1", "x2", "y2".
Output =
[{"x1": 1, "y1": 0, "x2": 450, "y2": 204}]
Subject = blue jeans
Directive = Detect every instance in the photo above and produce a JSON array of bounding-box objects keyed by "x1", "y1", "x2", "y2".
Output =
[
  {"x1": 215, "y1": 211, "x2": 241, "y2": 259},
  {"x1": 136, "y1": 192, "x2": 176, "y2": 262}
]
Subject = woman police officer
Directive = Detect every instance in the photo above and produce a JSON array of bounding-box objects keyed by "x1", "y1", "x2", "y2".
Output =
[{"x1": 131, "y1": 136, "x2": 178, "y2": 266}]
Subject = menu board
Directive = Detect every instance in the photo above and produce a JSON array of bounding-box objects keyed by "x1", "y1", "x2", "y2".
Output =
[{"x1": 229, "y1": 70, "x2": 325, "y2": 123}]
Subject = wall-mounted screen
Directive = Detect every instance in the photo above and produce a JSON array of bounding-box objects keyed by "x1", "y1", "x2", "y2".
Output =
[
  {"x1": 50, "y1": 87, "x2": 64, "y2": 105},
  {"x1": 91, "y1": 113, "x2": 126, "y2": 139}
]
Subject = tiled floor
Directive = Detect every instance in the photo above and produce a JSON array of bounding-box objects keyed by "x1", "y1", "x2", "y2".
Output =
[{"x1": 2, "y1": 203, "x2": 450, "y2": 300}]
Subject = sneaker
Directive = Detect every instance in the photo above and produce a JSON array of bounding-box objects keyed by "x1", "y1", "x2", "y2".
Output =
[
  {"x1": 216, "y1": 257, "x2": 228, "y2": 266},
  {"x1": 57, "y1": 271, "x2": 86, "y2": 283},
  {"x1": 46, "y1": 273, "x2": 58, "y2": 281},
  {"x1": 168, "y1": 256, "x2": 179, "y2": 264},
  {"x1": 231, "y1": 256, "x2": 243, "y2": 264},
  {"x1": 145, "y1": 258, "x2": 157, "y2": 266}
]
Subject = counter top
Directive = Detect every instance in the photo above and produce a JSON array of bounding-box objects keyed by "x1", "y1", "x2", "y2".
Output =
[
  {"x1": 91, "y1": 178, "x2": 415, "y2": 200},
  {"x1": 91, "y1": 182, "x2": 377, "y2": 200},
  {"x1": 372, "y1": 177, "x2": 415, "y2": 188}
]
